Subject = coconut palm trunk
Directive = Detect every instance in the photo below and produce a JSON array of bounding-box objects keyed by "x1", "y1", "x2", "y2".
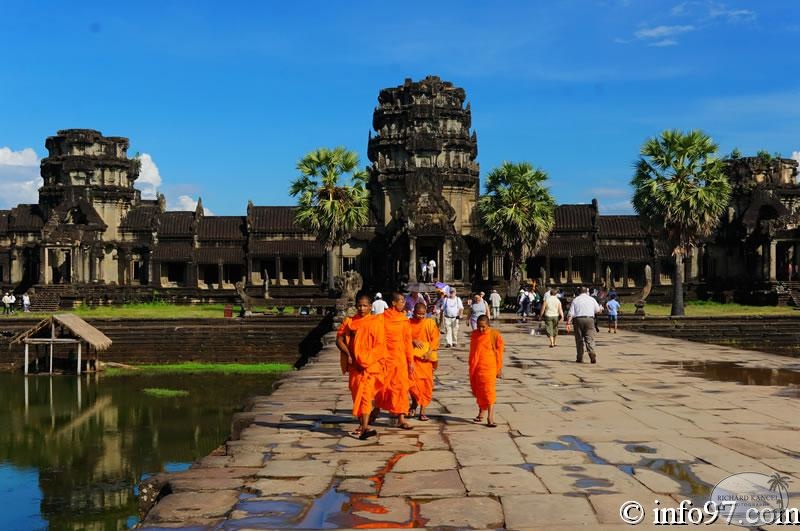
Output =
[
  {"x1": 326, "y1": 247, "x2": 336, "y2": 290},
  {"x1": 671, "y1": 251, "x2": 685, "y2": 316}
]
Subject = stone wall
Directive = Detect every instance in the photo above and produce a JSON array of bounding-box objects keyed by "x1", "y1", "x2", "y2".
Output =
[
  {"x1": 0, "y1": 315, "x2": 333, "y2": 369},
  {"x1": 623, "y1": 314, "x2": 800, "y2": 357}
]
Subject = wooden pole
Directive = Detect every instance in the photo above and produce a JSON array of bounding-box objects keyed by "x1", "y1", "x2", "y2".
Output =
[
  {"x1": 49, "y1": 320, "x2": 55, "y2": 374},
  {"x1": 77, "y1": 342, "x2": 82, "y2": 375},
  {"x1": 24, "y1": 343, "x2": 29, "y2": 375}
]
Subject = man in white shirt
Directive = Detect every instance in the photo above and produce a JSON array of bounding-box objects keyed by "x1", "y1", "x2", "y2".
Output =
[
  {"x1": 488, "y1": 289, "x2": 502, "y2": 320},
  {"x1": 427, "y1": 259, "x2": 436, "y2": 282},
  {"x1": 371, "y1": 292, "x2": 388, "y2": 314},
  {"x1": 8, "y1": 293, "x2": 15, "y2": 314},
  {"x1": 437, "y1": 288, "x2": 463, "y2": 347},
  {"x1": 566, "y1": 287, "x2": 603, "y2": 363},
  {"x1": 2, "y1": 292, "x2": 10, "y2": 315}
]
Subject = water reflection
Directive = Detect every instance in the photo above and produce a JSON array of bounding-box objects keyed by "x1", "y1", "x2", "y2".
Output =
[{"x1": 0, "y1": 372, "x2": 281, "y2": 530}]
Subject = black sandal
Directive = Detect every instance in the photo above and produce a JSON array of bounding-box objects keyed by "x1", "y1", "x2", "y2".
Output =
[{"x1": 358, "y1": 429, "x2": 378, "y2": 440}]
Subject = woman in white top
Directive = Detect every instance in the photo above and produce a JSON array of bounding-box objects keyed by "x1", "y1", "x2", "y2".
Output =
[{"x1": 539, "y1": 288, "x2": 564, "y2": 347}]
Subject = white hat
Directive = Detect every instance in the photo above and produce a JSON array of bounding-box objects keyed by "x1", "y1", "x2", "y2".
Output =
[{"x1": 375, "y1": 292, "x2": 382, "y2": 299}]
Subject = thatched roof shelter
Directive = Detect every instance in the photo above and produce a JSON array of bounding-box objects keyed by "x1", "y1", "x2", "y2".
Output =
[{"x1": 11, "y1": 314, "x2": 112, "y2": 351}]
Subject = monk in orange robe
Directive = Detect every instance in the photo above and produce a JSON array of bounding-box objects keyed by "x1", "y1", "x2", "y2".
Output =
[
  {"x1": 468, "y1": 314, "x2": 504, "y2": 428},
  {"x1": 408, "y1": 302, "x2": 439, "y2": 421},
  {"x1": 336, "y1": 294, "x2": 386, "y2": 440},
  {"x1": 376, "y1": 292, "x2": 415, "y2": 429}
]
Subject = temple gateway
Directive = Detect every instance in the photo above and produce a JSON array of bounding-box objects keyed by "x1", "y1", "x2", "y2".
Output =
[{"x1": 1, "y1": 76, "x2": 799, "y2": 307}]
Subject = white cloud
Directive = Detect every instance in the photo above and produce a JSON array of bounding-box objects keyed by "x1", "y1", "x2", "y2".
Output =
[
  {"x1": 168, "y1": 194, "x2": 214, "y2": 215},
  {"x1": 0, "y1": 147, "x2": 42, "y2": 208},
  {"x1": 649, "y1": 39, "x2": 678, "y2": 47},
  {"x1": 634, "y1": 25, "x2": 695, "y2": 39},
  {"x1": 708, "y1": 4, "x2": 755, "y2": 22},
  {"x1": 670, "y1": 2, "x2": 689, "y2": 16},
  {"x1": 136, "y1": 153, "x2": 162, "y2": 199},
  {"x1": 0, "y1": 147, "x2": 39, "y2": 166}
]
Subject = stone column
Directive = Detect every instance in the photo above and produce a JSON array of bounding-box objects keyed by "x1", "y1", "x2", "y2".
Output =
[
  {"x1": 545, "y1": 255, "x2": 551, "y2": 284},
  {"x1": 275, "y1": 257, "x2": 282, "y2": 285},
  {"x1": 10, "y1": 249, "x2": 21, "y2": 283},
  {"x1": 298, "y1": 256, "x2": 305, "y2": 285},
  {"x1": 622, "y1": 261, "x2": 629, "y2": 288},
  {"x1": 688, "y1": 247, "x2": 699, "y2": 282},
  {"x1": 408, "y1": 236, "x2": 417, "y2": 281},
  {"x1": 40, "y1": 247, "x2": 49, "y2": 284},
  {"x1": 442, "y1": 239, "x2": 451, "y2": 282},
  {"x1": 769, "y1": 240, "x2": 777, "y2": 282},
  {"x1": 567, "y1": 256, "x2": 573, "y2": 284}
]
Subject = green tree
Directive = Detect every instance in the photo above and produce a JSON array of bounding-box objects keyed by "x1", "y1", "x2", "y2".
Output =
[
  {"x1": 477, "y1": 161, "x2": 556, "y2": 294},
  {"x1": 631, "y1": 130, "x2": 731, "y2": 316},
  {"x1": 289, "y1": 147, "x2": 369, "y2": 290}
]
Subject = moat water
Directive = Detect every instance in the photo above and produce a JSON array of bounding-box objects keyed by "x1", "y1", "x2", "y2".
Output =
[{"x1": 0, "y1": 371, "x2": 282, "y2": 530}]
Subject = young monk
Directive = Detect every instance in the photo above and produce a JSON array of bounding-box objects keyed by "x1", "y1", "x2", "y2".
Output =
[
  {"x1": 376, "y1": 292, "x2": 415, "y2": 429},
  {"x1": 336, "y1": 294, "x2": 386, "y2": 440},
  {"x1": 408, "y1": 302, "x2": 440, "y2": 421},
  {"x1": 468, "y1": 314, "x2": 504, "y2": 428}
]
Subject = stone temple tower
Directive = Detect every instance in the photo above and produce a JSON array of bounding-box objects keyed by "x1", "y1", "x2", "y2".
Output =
[
  {"x1": 367, "y1": 76, "x2": 480, "y2": 285},
  {"x1": 34, "y1": 129, "x2": 141, "y2": 284},
  {"x1": 40, "y1": 129, "x2": 141, "y2": 240}
]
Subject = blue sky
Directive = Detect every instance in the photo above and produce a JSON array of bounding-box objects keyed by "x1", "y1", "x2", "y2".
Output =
[{"x1": 1, "y1": 1, "x2": 798, "y2": 214}]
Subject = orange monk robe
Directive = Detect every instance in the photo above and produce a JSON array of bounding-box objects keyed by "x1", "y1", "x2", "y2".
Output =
[
  {"x1": 337, "y1": 314, "x2": 386, "y2": 417},
  {"x1": 376, "y1": 308, "x2": 413, "y2": 414},
  {"x1": 468, "y1": 328, "x2": 504, "y2": 409},
  {"x1": 409, "y1": 317, "x2": 440, "y2": 408}
]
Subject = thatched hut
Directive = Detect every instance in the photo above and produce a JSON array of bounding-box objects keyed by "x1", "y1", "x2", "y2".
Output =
[{"x1": 10, "y1": 314, "x2": 112, "y2": 374}]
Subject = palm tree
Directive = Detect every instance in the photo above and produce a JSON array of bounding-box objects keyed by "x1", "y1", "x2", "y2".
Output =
[
  {"x1": 477, "y1": 161, "x2": 556, "y2": 295},
  {"x1": 631, "y1": 129, "x2": 731, "y2": 316},
  {"x1": 768, "y1": 472, "x2": 790, "y2": 510},
  {"x1": 289, "y1": 147, "x2": 370, "y2": 290}
]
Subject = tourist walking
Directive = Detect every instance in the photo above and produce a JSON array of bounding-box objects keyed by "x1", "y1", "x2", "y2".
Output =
[
  {"x1": 605, "y1": 293, "x2": 620, "y2": 333},
  {"x1": 371, "y1": 292, "x2": 388, "y2": 314},
  {"x1": 489, "y1": 289, "x2": 502, "y2": 320},
  {"x1": 408, "y1": 302, "x2": 439, "y2": 421},
  {"x1": 469, "y1": 293, "x2": 490, "y2": 330},
  {"x1": 404, "y1": 290, "x2": 426, "y2": 316},
  {"x1": 2, "y1": 292, "x2": 10, "y2": 315},
  {"x1": 376, "y1": 293, "x2": 414, "y2": 430},
  {"x1": 517, "y1": 288, "x2": 531, "y2": 322},
  {"x1": 427, "y1": 258, "x2": 436, "y2": 282},
  {"x1": 336, "y1": 294, "x2": 386, "y2": 440},
  {"x1": 22, "y1": 292, "x2": 31, "y2": 312},
  {"x1": 437, "y1": 288, "x2": 464, "y2": 347},
  {"x1": 539, "y1": 287, "x2": 564, "y2": 348},
  {"x1": 469, "y1": 315, "x2": 504, "y2": 428},
  {"x1": 8, "y1": 293, "x2": 15, "y2": 314},
  {"x1": 566, "y1": 287, "x2": 603, "y2": 363}
]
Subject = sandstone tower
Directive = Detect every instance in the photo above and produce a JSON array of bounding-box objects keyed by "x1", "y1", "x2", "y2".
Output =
[{"x1": 367, "y1": 76, "x2": 480, "y2": 284}]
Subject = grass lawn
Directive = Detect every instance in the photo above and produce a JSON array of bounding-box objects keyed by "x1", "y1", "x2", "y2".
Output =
[
  {"x1": 2, "y1": 302, "x2": 298, "y2": 319},
  {"x1": 105, "y1": 362, "x2": 294, "y2": 376},
  {"x1": 620, "y1": 301, "x2": 798, "y2": 317}
]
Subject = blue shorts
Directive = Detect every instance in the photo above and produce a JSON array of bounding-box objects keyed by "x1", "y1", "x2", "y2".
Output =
[{"x1": 608, "y1": 315, "x2": 618, "y2": 322}]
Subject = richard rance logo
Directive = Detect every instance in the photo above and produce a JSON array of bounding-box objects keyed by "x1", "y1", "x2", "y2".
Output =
[{"x1": 711, "y1": 472, "x2": 793, "y2": 527}]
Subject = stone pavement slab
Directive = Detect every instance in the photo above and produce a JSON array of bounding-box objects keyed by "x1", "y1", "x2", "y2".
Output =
[
  {"x1": 142, "y1": 323, "x2": 800, "y2": 529},
  {"x1": 418, "y1": 497, "x2": 504, "y2": 528}
]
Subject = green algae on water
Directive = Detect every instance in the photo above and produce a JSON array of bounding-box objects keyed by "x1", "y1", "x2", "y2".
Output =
[
  {"x1": 142, "y1": 388, "x2": 190, "y2": 398},
  {"x1": 105, "y1": 362, "x2": 293, "y2": 376}
]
